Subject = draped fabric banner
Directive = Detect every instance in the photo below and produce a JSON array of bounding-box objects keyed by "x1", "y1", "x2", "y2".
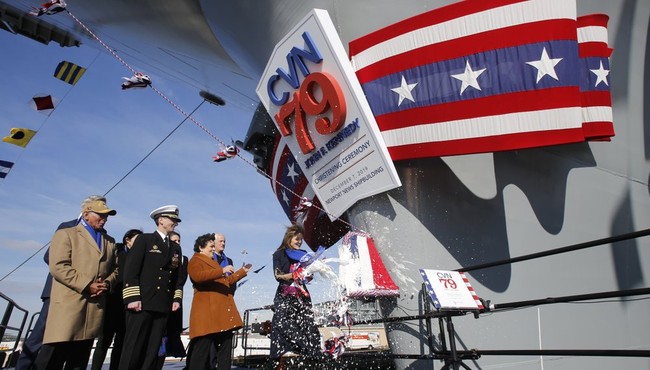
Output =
[
  {"x1": 269, "y1": 137, "x2": 349, "y2": 248},
  {"x1": 349, "y1": 0, "x2": 614, "y2": 161},
  {"x1": 257, "y1": 9, "x2": 402, "y2": 221},
  {"x1": 577, "y1": 14, "x2": 613, "y2": 141},
  {"x1": 338, "y1": 232, "x2": 399, "y2": 298},
  {"x1": 264, "y1": 1, "x2": 614, "y2": 247}
]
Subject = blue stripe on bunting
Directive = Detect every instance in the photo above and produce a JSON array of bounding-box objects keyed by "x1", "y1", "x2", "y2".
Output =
[{"x1": 361, "y1": 40, "x2": 580, "y2": 116}]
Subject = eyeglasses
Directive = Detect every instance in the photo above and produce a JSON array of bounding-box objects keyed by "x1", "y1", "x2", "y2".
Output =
[{"x1": 91, "y1": 211, "x2": 109, "y2": 219}]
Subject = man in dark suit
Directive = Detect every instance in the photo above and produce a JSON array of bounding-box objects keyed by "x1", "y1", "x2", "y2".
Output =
[
  {"x1": 91, "y1": 229, "x2": 143, "y2": 370},
  {"x1": 212, "y1": 233, "x2": 236, "y2": 294},
  {"x1": 119, "y1": 205, "x2": 184, "y2": 370},
  {"x1": 153, "y1": 231, "x2": 188, "y2": 370}
]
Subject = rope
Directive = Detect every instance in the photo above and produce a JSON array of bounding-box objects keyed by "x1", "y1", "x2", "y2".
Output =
[
  {"x1": 65, "y1": 8, "x2": 363, "y2": 234},
  {"x1": 102, "y1": 100, "x2": 206, "y2": 196},
  {"x1": 0, "y1": 6, "x2": 371, "y2": 282},
  {"x1": 0, "y1": 50, "x2": 101, "y2": 180},
  {"x1": 0, "y1": 99, "x2": 206, "y2": 283}
]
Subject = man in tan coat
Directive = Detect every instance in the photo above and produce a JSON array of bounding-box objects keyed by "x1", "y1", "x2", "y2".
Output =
[{"x1": 34, "y1": 195, "x2": 119, "y2": 370}]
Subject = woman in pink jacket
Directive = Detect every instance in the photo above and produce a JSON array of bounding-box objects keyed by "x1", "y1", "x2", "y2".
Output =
[{"x1": 187, "y1": 233, "x2": 250, "y2": 369}]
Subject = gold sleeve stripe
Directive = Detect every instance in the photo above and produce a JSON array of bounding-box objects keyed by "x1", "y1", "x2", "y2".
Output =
[
  {"x1": 174, "y1": 289, "x2": 183, "y2": 299},
  {"x1": 123, "y1": 286, "x2": 141, "y2": 299}
]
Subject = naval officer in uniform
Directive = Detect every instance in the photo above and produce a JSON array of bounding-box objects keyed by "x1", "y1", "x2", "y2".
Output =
[{"x1": 119, "y1": 205, "x2": 184, "y2": 370}]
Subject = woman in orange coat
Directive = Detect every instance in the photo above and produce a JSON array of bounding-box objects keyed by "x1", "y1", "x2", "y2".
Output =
[{"x1": 187, "y1": 233, "x2": 251, "y2": 370}]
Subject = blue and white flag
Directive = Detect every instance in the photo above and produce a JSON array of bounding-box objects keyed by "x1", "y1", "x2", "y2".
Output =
[{"x1": 0, "y1": 160, "x2": 14, "y2": 179}]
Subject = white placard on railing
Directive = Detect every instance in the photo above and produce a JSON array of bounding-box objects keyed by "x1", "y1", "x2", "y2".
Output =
[{"x1": 420, "y1": 269, "x2": 484, "y2": 311}]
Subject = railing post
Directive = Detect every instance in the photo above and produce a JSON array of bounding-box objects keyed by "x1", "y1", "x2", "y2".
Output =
[{"x1": 0, "y1": 302, "x2": 14, "y2": 340}]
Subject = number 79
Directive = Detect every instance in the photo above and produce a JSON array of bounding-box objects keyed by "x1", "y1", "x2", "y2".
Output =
[
  {"x1": 274, "y1": 71, "x2": 347, "y2": 154},
  {"x1": 439, "y1": 278, "x2": 457, "y2": 289}
]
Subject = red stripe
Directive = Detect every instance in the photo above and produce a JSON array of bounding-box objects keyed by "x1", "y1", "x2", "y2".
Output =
[
  {"x1": 301, "y1": 199, "x2": 318, "y2": 247},
  {"x1": 387, "y1": 128, "x2": 585, "y2": 161},
  {"x1": 586, "y1": 137, "x2": 612, "y2": 142},
  {"x1": 269, "y1": 136, "x2": 282, "y2": 180},
  {"x1": 578, "y1": 42, "x2": 612, "y2": 58},
  {"x1": 270, "y1": 145, "x2": 349, "y2": 249},
  {"x1": 349, "y1": 0, "x2": 527, "y2": 55},
  {"x1": 272, "y1": 147, "x2": 309, "y2": 211},
  {"x1": 577, "y1": 13, "x2": 609, "y2": 28},
  {"x1": 577, "y1": 14, "x2": 611, "y2": 57},
  {"x1": 580, "y1": 91, "x2": 611, "y2": 107},
  {"x1": 273, "y1": 145, "x2": 291, "y2": 195},
  {"x1": 460, "y1": 272, "x2": 485, "y2": 309},
  {"x1": 366, "y1": 237, "x2": 399, "y2": 291},
  {"x1": 576, "y1": 12, "x2": 613, "y2": 143},
  {"x1": 583, "y1": 122, "x2": 614, "y2": 140},
  {"x1": 301, "y1": 198, "x2": 351, "y2": 250},
  {"x1": 355, "y1": 20, "x2": 577, "y2": 83},
  {"x1": 375, "y1": 87, "x2": 580, "y2": 131}
]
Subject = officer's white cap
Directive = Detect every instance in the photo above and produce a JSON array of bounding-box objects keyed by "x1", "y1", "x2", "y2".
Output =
[{"x1": 150, "y1": 205, "x2": 181, "y2": 222}]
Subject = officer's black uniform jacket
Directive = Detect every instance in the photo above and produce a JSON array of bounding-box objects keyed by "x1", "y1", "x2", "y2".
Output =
[{"x1": 122, "y1": 231, "x2": 183, "y2": 313}]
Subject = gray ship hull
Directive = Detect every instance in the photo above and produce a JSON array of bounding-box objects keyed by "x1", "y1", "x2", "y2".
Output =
[
  {"x1": 4, "y1": 0, "x2": 647, "y2": 368},
  {"x1": 348, "y1": 2, "x2": 650, "y2": 368}
]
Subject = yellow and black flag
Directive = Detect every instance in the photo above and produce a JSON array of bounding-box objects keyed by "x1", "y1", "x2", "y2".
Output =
[
  {"x1": 2, "y1": 128, "x2": 37, "y2": 148},
  {"x1": 54, "y1": 61, "x2": 86, "y2": 85}
]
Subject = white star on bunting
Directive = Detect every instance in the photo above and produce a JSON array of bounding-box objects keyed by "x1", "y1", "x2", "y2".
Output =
[
  {"x1": 286, "y1": 162, "x2": 299, "y2": 183},
  {"x1": 451, "y1": 60, "x2": 486, "y2": 95},
  {"x1": 281, "y1": 189, "x2": 290, "y2": 206},
  {"x1": 391, "y1": 75, "x2": 418, "y2": 106},
  {"x1": 590, "y1": 60, "x2": 610, "y2": 87},
  {"x1": 526, "y1": 47, "x2": 563, "y2": 83}
]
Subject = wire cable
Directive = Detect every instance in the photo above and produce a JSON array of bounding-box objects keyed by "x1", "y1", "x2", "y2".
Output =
[
  {"x1": 0, "y1": 99, "x2": 205, "y2": 282},
  {"x1": 65, "y1": 8, "x2": 364, "y2": 234}
]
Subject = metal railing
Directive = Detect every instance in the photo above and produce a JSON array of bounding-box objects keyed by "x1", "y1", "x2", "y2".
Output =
[
  {"x1": 0, "y1": 291, "x2": 28, "y2": 369},
  {"x1": 359, "y1": 228, "x2": 650, "y2": 369},
  {"x1": 236, "y1": 229, "x2": 650, "y2": 369},
  {"x1": 238, "y1": 305, "x2": 274, "y2": 366}
]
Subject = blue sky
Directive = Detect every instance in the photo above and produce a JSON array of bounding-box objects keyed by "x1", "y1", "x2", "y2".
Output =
[{"x1": 0, "y1": 28, "x2": 340, "y2": 326}]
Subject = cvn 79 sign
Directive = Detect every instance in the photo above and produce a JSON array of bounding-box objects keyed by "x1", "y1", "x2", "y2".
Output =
[
  {"x1": 257, "y1": 9, "x2": 402, "y2": 220},
  {"x1": 274, "y1": 71, "x2": 347, "y2": 154},
  {"x1": 420, "y1": 269, "x2": 483, "y2": 311}
]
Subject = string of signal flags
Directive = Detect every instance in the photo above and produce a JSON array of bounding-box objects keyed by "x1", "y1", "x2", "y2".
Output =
[
  {"x1": 4, "y1": 0, "x2": 358, "y2": 234},
  {"x1": 0, "y1": 54, "x2": 227, "y2": 180},
  {"x1": 0, "y1": 54, "x2": 204, "y2": 181},
  {"x1": 0, "y1": 60, "x2": 87, "y2": 180}
]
